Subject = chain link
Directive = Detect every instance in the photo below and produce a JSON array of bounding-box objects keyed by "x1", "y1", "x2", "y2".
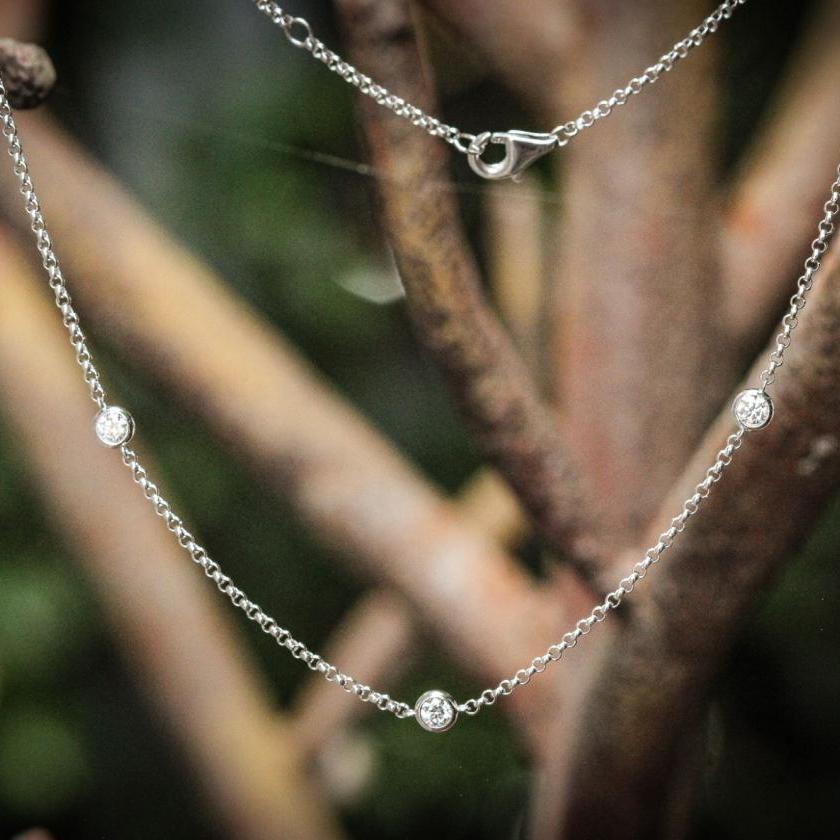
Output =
[
  {"x1": 252, "y1": 0, "x2": 746, "y2": 172},
  {"x1": 0, "y1": 86, "x2": 106, "y2": 409},
  {"x1": 457, "y1": 429, "x2": 746, "y2": 714},
  {"x1": 3, "y1": 53, "x2": 840, "y2": 726},
  {"x1": 551, "y1": 0, "x2": 746, "y2": 141},
  {"x1": 119, "y1": 444, "x2": 416, "y2": 719},
  {"x1": 758, "y1": 172, "x2": 840, "y2": 388},
  {"x1": 253, "y1": 0, "x2": 476, "y2": 154}
]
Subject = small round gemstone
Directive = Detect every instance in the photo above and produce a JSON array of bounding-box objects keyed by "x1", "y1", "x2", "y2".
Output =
[
  {"x1": 94, "y1": 406, "x2": 135, "y2": 448},
  {"x1": 732, "y1": 389, "x2": 773, "y2": 431},
  {"x1": 415, "y1": 690, "x2": 458, "y2": 733}
]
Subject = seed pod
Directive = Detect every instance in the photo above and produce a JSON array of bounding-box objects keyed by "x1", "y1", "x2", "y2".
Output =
[{"x1": 0, "y1": 38, "x2": 56, "y2": 109}]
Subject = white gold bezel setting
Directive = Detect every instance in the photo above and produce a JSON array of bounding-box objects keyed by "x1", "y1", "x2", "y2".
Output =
[
  {"x1": 732, "y1": 388, "x2": 774, "y2": 431},
  {"x1": 414, "y1": 690, "x2": 459, "y2": 733},
  {"x1": 94, "y1": 406, "x2": 136, "y2": 448}
]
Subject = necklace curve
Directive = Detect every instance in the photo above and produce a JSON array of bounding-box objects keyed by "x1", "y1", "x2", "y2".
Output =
[
  {"x1": 254, "y1": 0, "x2": 747, "y2": 180},
  {"x1": 1, "y1": 31, "x2": 840, "y2": 732}
]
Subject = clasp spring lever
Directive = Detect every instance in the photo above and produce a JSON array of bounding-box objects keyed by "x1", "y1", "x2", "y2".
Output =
[{"x1": 467, "y1": 130, "x2": 559, "y2": 181}]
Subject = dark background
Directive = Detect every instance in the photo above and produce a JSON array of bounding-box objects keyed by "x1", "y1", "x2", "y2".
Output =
[{"x1": 0, "y1": 1, "x2": 836, "y2": 837}]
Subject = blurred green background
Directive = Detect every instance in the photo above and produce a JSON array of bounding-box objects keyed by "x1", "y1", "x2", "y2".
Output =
[{"x1": 1, "y1": 0, "x2": 838, "y2": 837}]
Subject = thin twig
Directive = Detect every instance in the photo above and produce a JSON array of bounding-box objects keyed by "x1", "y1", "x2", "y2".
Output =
[
  {"x1": 292, "y1": 589, "x2": 413, "y2": 761},
  {"x1": 291, "y1": 469, "x2": 528, "y2": 763},
  {"x1": 0, "y1": 37, "x2": 55, "y2": 108},
  {"x1": 722, "y1": 0, "x2": 840, "y2": 358}
]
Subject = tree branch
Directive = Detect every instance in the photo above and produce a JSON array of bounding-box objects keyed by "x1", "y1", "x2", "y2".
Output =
[
  {"x1": 0, "y1": 229, "x2": 344, "y2": 840},
  {"x1": 419, "y1": 0, "x2": 579, "y2": 114},
  {"x1": 722, "y1": 0, "x2": 840, "y2": 357},
  {"x1": 292, "y1": 589, "x2": 413, "y2": 763},
  {"x1": 538, "y1": 244, "x2": 840, "y2": 838},
  {"x1": 550, "y1": 0, "x2": 726, "y2": 545},
  {"x1": 334, "y1": 0, "x2": 602, "y2": 577}
]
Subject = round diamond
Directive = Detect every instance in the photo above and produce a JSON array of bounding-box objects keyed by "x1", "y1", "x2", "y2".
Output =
[
  {"x1": 415, "y1": 690, "x2": 458, "y2": 733},
  {"x1": 94, "y1": 406, "x2": 135, "y2": 448},
  {"x1": 732, "y1": 389, "x2": 773, "y2": 431}
]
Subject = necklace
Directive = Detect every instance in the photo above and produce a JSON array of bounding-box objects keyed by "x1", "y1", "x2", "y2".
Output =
[
  {"x1": 1, "y1": 62, "x2": 839, "y2": 736},
  {"x1": 253, "y1": 0, "x2": 747, "y2": 180}
]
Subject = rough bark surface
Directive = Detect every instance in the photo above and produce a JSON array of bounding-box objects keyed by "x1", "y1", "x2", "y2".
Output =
[{"x1": 552, "y1": 0, "x2": 727, "y2": 544}]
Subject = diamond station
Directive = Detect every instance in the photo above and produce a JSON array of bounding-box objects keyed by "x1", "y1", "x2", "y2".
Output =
[
  {"x1": 732, "y1": 389, "x2": 773, "y2": 431},
  {"x1": 415, "y1": 690, "x2": 458, "y2": 733}
]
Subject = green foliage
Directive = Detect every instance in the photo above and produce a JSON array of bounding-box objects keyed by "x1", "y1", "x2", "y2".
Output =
[
  {"x1": 0, "y1": 707, "x2": 89, "y2": 816},
  {"x1": 0, "y1": 557, "x2": 92, "y2": 684}
]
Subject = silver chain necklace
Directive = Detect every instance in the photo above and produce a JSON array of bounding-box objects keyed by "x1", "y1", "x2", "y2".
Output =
[
  {"x1": 2, "y1": 39, "x2": 840, "y2": 734},
  {"x1": 253, "y1": 0, "x2": 747, "y2": 180}
]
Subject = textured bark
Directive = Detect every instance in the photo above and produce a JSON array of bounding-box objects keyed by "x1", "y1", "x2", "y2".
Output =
[
  {"x1": 335, "y1": 0, "x2": 603, "y2": 578},
  {"x1": 722, "y1": 1, "x2": 840, "y2": 357},
  {"x1": 0, "y1": 231, "x2": 344, "y2": 840},
  {"x1": 0, "y1": 37, "x2": 55, "y2": 108},
  {"x1": 420, "y1": 0, "x2": 579, "y2": 114},
  {"x1": 552, "y1": 0, "x2": 726, "y2": 546}
]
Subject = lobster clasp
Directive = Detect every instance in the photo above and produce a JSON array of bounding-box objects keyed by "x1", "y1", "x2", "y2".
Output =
[{"x1": 467, "y1": 130, "x2": 559, "y2": 181}]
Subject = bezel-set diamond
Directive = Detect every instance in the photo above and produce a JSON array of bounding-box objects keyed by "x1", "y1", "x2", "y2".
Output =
[
  {"x1": 732, "y1": 388, "x2": 773, "y2": 431},
  {"x1": 94, "y1": 406, "x2": 135, "y2": 448},
  {"x1": 415, "y1": 690, "x2": 458, "y2": 733}
]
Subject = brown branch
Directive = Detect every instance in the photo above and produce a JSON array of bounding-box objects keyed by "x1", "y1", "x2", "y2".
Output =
[
  {"x1": 486, "y1": 176, "x2": 547, "y2": 372},
  {"x1": 536, "y1": 245, "x2": 840, "y2": 838},
  {"x1": 0, "y1": 37, "x2": 54, "y2": 108},
  {"x1": 0, "y1": 228, "x2": 344, "y2": 840},
  {"x1": 722, "y1": 0, "x2": 840, "y2": 357},
  {"x1": 0, "y1": 0, "x2": 47, "y2": 44},
  {"x1": 334, "y1": 0, "x2": 602, "y2": 577},
  {"x1": 0, "y1": 111, "x2": 568, "y2": 742},
  {"x1": 292, "y1": 589, "x2": 413, "y2": 762},
  {"x1": 291, "y1": 469, "x2": 528, "y2": 763},
  {"x1": 419, "y1": 0, "x2": 579, "y2": 114},
  {"x1": 550, "y1": 0, "x2": 727, "y2": 545}
]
